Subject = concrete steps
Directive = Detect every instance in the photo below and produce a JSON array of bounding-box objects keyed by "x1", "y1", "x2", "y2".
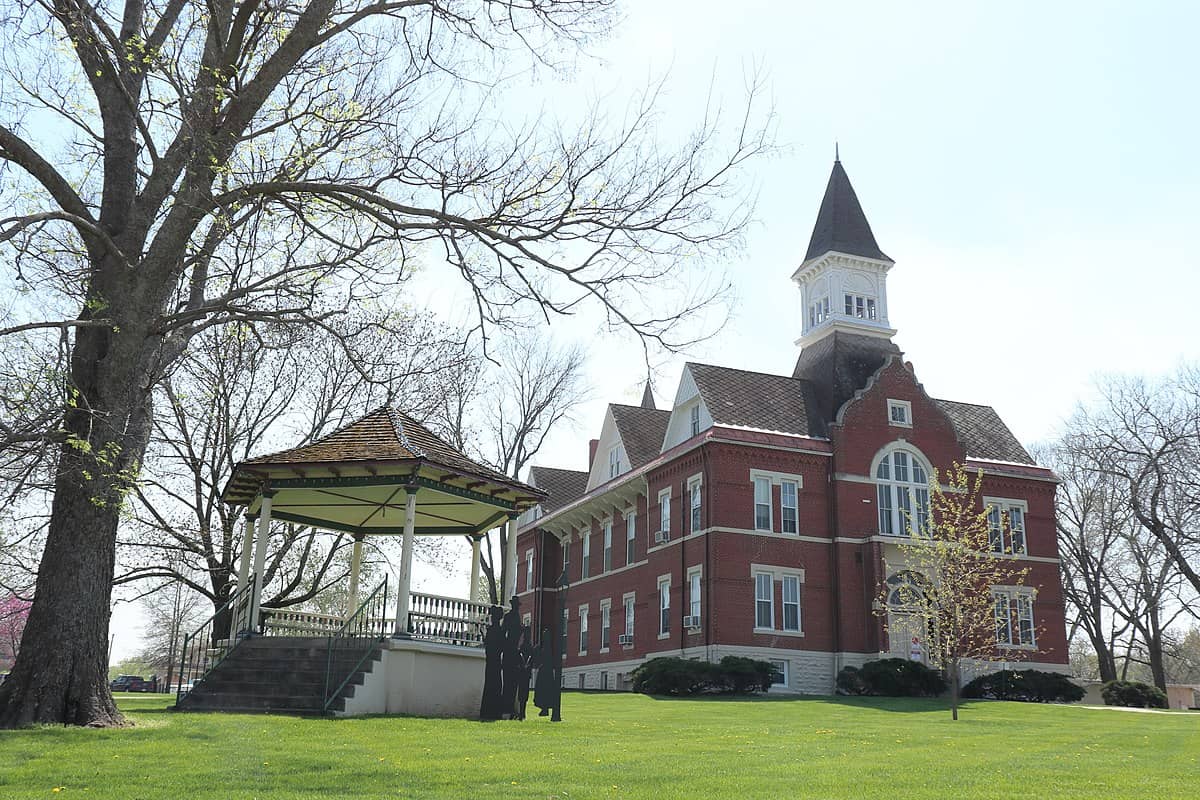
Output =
[{"x1": 176, "y1": 636, "x2": 382, "y2": 715}]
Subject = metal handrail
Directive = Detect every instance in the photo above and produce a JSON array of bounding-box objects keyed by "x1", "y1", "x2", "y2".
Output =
[
  {"x1": 174, "y1": 574, "x2": 256, "y2": 706},
  {"x1": 322, "y1": 579, "x2": 388, "y2": 712}
]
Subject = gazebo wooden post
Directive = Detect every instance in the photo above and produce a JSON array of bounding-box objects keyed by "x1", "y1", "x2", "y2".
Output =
[
  {"x1": 468, "y1": 535, "x2": 482, "y2": 603},
  {"x1": 393, "y1": 487, "x2": 419, "y2": 636},
  {"x1": 502, "y1": 515, "x2": 519, "y2": 602},
  {"x1": 249, "y1": 490, "x2": 275, "y2": 632},
  {"x1": 237, "y1": 512, "x2": 257, "y2": 589},
  {"x1": 346, "y1": 534, "x2": 365, "y2": 620}
]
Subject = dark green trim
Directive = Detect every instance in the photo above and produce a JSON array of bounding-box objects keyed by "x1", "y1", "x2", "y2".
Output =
[
  {"x1": 254, "y1": 473, "x2": 518, "y2": 510},
  {"x1": 410, "y1": 475, "x2": 515, "y2": 509},
  {"x1": 475, "y1": 510, "x2": 510, "y2": 533},
  {"x1": 270, "y1": 510, "x2": 493, "y2": 538}
]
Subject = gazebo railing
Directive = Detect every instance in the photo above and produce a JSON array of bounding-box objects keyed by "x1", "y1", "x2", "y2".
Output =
[
  {"x1": 408, "y1": 591, "x2": 490, "y2": 647},
  {"x1": 175, "y1": 575, "x2": 256, "y2": 705},
  {"x1": 261, "y1": 607, "x2": 345, "y2": 637},
  {"x1": 323, "y1": 579, "x2": 389, "y2": 712}
]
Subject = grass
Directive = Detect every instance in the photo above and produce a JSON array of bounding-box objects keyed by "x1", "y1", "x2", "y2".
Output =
[{"x1": 1, "y1": 692, "x2": 1197, "y2": 799}]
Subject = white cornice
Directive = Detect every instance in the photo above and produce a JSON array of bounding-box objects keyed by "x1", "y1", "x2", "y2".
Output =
[{"x1": 791, "y1": 250, "x2": 894, "y2": 284}]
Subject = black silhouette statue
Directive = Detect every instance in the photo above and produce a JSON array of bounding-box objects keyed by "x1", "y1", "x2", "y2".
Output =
[
  {"x1": 499, "y1": 596, "x2": 524, "y2": 718},
  {"x1": 533, "y1": 625, "x2": 561, "y2": 721},
  {"x1": 479, "y1": 605, "x2": 505, "y2": 721},
  {"x1": 515, "y1": 625, "x2": 534, "y2": 720}
]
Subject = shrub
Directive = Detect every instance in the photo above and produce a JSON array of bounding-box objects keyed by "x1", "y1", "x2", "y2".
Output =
[
  {"x1": 1100, "y1": 680, "x2": 1168, "y2": 709},
  {"x1": 630, "y1": 656, "x2": 776, "y2": 696},
  {"x1": 961, "y1": 670, "x2": 1085, "y2": 703},
  {"x1": 856, "y1": 658, "x2": 947, "y2": 697},
  {"x1": 835, "y1": 666, "x2": 868, "y2": 696},
  {"x1": 716, "y1": 656, "x2": 774, "y2": 694}
]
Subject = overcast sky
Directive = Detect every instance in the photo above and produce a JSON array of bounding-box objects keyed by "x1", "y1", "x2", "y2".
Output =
[{"x1": 111, "y1": 0, "x2": 1200, "y2": 661}]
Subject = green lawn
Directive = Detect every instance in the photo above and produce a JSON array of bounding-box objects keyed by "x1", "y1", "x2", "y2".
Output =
[{"x1": 1, "y1": 692, "x2": 1196, "y2": 799}]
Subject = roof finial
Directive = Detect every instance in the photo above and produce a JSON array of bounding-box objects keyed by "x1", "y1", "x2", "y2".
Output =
[{"x1": 835, "y1": 141, "x2": 840, "y2": 163}]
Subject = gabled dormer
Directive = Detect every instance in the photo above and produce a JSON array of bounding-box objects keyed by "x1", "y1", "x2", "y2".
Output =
[
  {"x1": 585, "y1": 402, "x2": 671, "y2": 491},
  {"x1": 661, "y1": 365, "x2": 714, "y2": 451},
  {"x1": 792, "y1": 157, "x2": 897, "y2": 348}
]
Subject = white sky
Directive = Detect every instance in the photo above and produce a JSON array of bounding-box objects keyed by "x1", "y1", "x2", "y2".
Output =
[{"x1": 108, "y1": 0, "x2": 1200, "y2": 662}]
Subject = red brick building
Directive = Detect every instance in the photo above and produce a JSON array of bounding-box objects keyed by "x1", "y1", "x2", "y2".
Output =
[{"x1": 514, "y1": 159, "x2": 1069, "y2": 694}]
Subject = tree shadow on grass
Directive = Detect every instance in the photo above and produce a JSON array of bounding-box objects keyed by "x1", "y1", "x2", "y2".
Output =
[{"x1": 639, "y1": 692, "x2": 962, "y2": 713}]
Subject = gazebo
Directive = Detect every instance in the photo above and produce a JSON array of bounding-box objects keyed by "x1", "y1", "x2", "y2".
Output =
[{"x1": 177, "y1": 406, "x2": 546, "y2": 717}]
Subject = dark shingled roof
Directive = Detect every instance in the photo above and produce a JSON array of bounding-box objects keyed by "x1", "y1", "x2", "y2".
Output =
[
  {"x1": 934, "y1": 399, "x2": 1035, "y2": 465},
  {"x1": 805, "y1": 159, "x2": 890, "y2": 262},
  {"x1": 688, "y1": 363, "x2": 820, "y2": 437},
  {"x1": 527, "y1": 466, "x2": 589, "y2": 513},
  {"x1": 792, "y1": 330, "x2": 902, "y2": 433},
  {"x1": 244, "y1": 406, "x2": 525, "y2": 488},
  {"x1": 610, "y1": 404, "x2": 670, "y2": 469}
]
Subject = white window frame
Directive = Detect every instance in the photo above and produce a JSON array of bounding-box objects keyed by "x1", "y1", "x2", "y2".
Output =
[
  {"x1": 623, "y1": 592, "x2": 636, "y2": 639},
  {"x1": 658, "y1": 489, "x2": 671, "y2": 537},
  {"x1": 625, "y1": 511, "x2": 637, "y2": 565},
  {"x1": 578, "y1": 604, "x2": 589, "y2": 655},
  {"x1": 753, "y1": 476, "x2": 772, "y2": 532},
  {"x1": 602, "y1": 518, "x2": 613, "y2": 572},
  {"x1": 994, "y1": 592, "x2": 1012, "y2": 645},
  {"x1": 1016, "y1": 594, "x2": 1036, "y2": 646},
  {"x1": 887, "y1": 399, "x2": 913, "y2": 428},
  {"x1": 688, "y1": 474, "x2": 702, "y2": 533},
  {"x1": 781, "y1": 574, "x2": 802, "y2": 632},
  {"x1": 562, "y1": 537, "x2": 570, "y2": 578},
  {"x1": 600, "y1": 599, "x2": 611, "y2": 652},
  {"x1": 687, "y1": 566, "x2": 702, "y2": 621},
  {"x1": 984, "y1": 498, "x2": 1030, "y2": 556},
  {"x1": 689, "y1": 403, "x2": 701, "y2": 437},
  {"x1": 608, "y1": 446, "x2": 620, "y2": 479},
  {"x1": 754, "y1": 571, "x2": 774, "y2": 630},
  {"x1": 525, "y1": 548, "x2": 535, "y2": 592},
  {"x1": 657, "y1": 575, "x2": 671, "y2": 638},
  {"x1": 769, "y1": 659, "x2": 789, "y2": 689},
  {"x1": 993, "y1": 587, "x2": 1038, "y2": 648},
  {"x1": 581, "y1": 530, "x2": 591, "y2": 577},
  {"x1": 780, "y1": 479, "x2": 799, "y2": 535}
]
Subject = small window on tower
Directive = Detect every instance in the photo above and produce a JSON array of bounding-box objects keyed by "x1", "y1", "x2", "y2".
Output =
[
  {"x1": 856, "y1": 296, "x2": 865, "y2": 318},
  {"x1": 867, "y1": 298, "x2": 877, "y2": 320},
  {"x1": 844, "y1": 294, "x2": 854, "y2": 315}
]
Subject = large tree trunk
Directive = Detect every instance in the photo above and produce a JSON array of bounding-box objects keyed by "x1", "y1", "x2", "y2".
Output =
[{"x1": 0, "y1": 314, "x2": 156, "y2": 727}]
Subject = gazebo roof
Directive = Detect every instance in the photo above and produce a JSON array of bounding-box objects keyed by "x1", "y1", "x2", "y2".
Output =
[{"x1": 221, "y1": 406, "x2": 546, "y2": 537}]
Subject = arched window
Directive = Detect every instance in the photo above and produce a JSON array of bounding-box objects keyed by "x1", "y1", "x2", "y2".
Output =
[
  {"x1": 875, "y1": 447, "x2": 931, "y2": 536},
  {"x1": 885, "y1": 571, "x2": 927, "y2": 607}
]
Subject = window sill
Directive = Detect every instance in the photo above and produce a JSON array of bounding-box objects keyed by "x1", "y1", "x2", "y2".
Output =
[
  {"x1": 599, "y1": 648, "x2": 609, "y2": 654},
  {"x1": 998, "y1": 643, "x2": 1038, "y2": 651},
  {"x1": 657, "y1": 632, "x2": 670, "y2": 640},
  {"x1": 753, "y1": 627, "x2": 804, "y2": 638}
]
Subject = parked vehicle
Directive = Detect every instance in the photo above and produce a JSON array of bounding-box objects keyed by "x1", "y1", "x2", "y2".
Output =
[{"x1": 110, "y1": 675, "x2": 152, "y2": 693}]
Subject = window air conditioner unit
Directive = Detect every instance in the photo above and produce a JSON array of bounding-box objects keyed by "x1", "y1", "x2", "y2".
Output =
[
  {"x1": 654, "y1": 530, "x2": 669, "y2": 544},
  {"x1": 684, "y1": 615, "x2": 701, "y2": 629},
  {"x1": 618, "y1": 634, "x2": 634, "y2": 646}
]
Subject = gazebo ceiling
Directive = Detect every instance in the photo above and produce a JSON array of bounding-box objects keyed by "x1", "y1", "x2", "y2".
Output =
[{"x1": 220, "y1": 406, "x2": 546, "y2": 535}]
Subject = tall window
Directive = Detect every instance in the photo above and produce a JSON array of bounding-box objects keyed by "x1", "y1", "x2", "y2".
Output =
[
  {"x1": 876, "y1": 449, "x2": 930, "y2": 536},
  {"x1": 994, "y1": 593, "x2": 1012, "y2": 645},
  {"x1": 753, "y1": 477, "x2": 772, "y2": 531},
  {"x1": 689, "y1": 404, "x2": 700, "y2": 436},
  {"x1": 525, "y1": 550, "x2": 534, "y2": 592},
  {"x1": 625, "y1": 512, "x2": 636, "y2": 564},
  {"x1": 987, "y1": 501, "x2": 1028, "y2": 555},
  {"x1": 754, "y1": 572, "x2": 774, "y2": 629},
  {"x1": 782, "y1": 575, "x2": 801, "y2": 631},
  {"x1": 781, "y1": 480, "x2": 798, "y2": 534},
  {"x1": 658, "y1": 578, "x2": 670, "y2": 635},
  {"x1": 579, "y1": 607, "x2": 588, "y2": 654},
  {"x1": 608, "y1": 447, "x2": 620, "y2": 479},
  {"x1": 689, "y1": 478, "x2": 702, "y2": 532},
  {"x1": 600, "y1": 603, "x2": 611, "y2": 650},
  {"x1": 581, "y1": 532, "x2": 591, "y2": 577},
  {"x1": 1016, "y1": 595, "x2": 1036, "y2": 646},
  {"x1": 602, "y1": 520, "x2": 613, "y2": 572},
  {"x1": 562, "y1": 539, "x2": 570, "y2": 578},
  {"x1": 560, "y1": 608, "x2": 568, "y2": 658},
  {"x1": 689, "y1": 570, "x2": 701, "y2": 620},
  {"x1": 624, "y1": 596, "x2": 635, "y2": 638},
  {"x1": 659, "y1": 490, "x2": 671, "y2": 536}
]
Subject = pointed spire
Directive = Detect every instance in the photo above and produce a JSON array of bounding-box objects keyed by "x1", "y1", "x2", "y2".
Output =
[
  {"x1": 835, "y1": 141, "x2": 840, "y2": 162},
  {"x1": 804, "y1": 158, "x2": 889, "y2": 262},
  {"x1": 640, "y1": 381, "x2": 656, "y2": 410}
]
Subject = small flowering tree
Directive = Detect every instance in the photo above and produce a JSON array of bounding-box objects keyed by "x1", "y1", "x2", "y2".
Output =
[
  {"x1": 0, "y1": 596, "x2": 31, "y2": 669},
  {"x1": 880, "y1": 464, "x2": 1031, "y2": 720}
]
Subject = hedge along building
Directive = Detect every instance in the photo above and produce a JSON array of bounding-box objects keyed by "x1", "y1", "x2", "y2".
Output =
[{"x1": 513, "y1": 158, "x2": 1070, "y2": 694}]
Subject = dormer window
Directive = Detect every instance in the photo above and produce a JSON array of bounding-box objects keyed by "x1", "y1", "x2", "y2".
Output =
[
  {"x1": 608, "y1": 447, "x2": 620, "y2": 478},
  {"x1": 844, "y1": 293, "x2": 877, "y2": 321},
  {"x1": 689, "y1": 404, "x2": 700, "y2": 436}
]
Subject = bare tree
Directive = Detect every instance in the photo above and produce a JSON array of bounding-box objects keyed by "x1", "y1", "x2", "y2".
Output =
[
  {"x1": 879, "y1": 464, "x2": 1031, "y2": 720},
  {"x1": 433, "y1": 333, "x2": 588, "y2": 602},
  {"x1": 134, "y1": 577, "x2": 207, "y2": 691},
  {"x1": 0, "y1": 0, "x2": 769, "y2": 726}
]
